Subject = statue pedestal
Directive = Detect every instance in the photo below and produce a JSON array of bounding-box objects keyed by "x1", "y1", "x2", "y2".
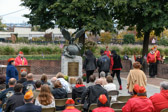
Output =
[{"x1": 61, "y1": 56, "x2": 83, "y2": 80}]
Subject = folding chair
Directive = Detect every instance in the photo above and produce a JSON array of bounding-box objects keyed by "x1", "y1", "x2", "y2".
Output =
[
  {"x1": 88, "y1": 103, "x2": 97, "y2": 112},
  {"x1": 68, "y1": 93, "x2": 72, "y2": 98},
  {"x1": 161, "y1": 108, "x2": 168, "y2": 112},
  {"x1": 111, "y1": 102, "x2": 126, "y2": 109},
  {"x1": 117, "y1": 96, "x2": 132, "y2": 102},
  {"x1": 113, "y1": 109, "x2": 122, "y2": 112},
  {"x1": 55, "y1": 98, "x2": 68, "y2": 107},
  {"x1": 75, "y1": 98, "x2": 81, "y2": 105},
  {"x1": 108, "y1": 90, "x2": 119, "y2": 102},
  {"x1": 42, "y1": 107, "x2": 56, "y2": 112},
  {"x1": 75, "y1": 104, "x2": 83, "y2": 111}
]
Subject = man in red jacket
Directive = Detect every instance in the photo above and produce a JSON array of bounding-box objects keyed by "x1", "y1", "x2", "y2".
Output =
[
  {"x1": 150, "y1": 81, "x2": 168, "y2": 112},
  {"x1": 15, "y1": 51, "x2": 28, "y2": 66},
  {"x1": 122, "y1": 86, "x2": 155, "y2": 112},
  {"x1": 154, "y1": 45, "x2": 161, "y2": 75},
  {"x1": 63, "y1": 99, "x2": 80, "y2": 112},
  {"x1": 92, "y1": 94, "x2": 115, "y2": 112},
  {"x1": 147, "y1": 48, "x2": 157, "y2": 78}
]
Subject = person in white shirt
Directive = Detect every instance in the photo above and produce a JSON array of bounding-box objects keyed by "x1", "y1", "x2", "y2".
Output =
[{"x1": 104, "y1": 75, "x2": 116, "y2": 91}]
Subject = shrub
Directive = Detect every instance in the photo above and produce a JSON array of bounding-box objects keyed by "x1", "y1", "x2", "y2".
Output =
[
  {"x1": 19, "y1": 46, "x2": 30, "y2": 55},
  {"x1": 43, "y1": 47, "x2": 53, "y2": 54},
  {"x1": 3, "y1": 46, "x2": 15, "y2": 55},
  {"x1": 110, "y1": 46, "x2": 120, "y2": 54},
  {"x1": 158, "y1": 37, "x2": 168, "y2": 46},
  {"x1": 30, "y1": 47, "x2": 38, "y2": 55},
  {"x1": 36, "y1": 47, "x2": 45, "y2": 54},
  {"x1": 85, "y1": 40, "x2": 97, "y2": 53},
  {"x1": 100, "y1": 32, "x2": 112, "y2": 44},
  {"x1": 164, "y1": 49, "x2": 168, "y2": 55},
  {"x1": 123, "y1": 34, "x2": 135, "y2": 44},
  {"x1": 53, "y1": 46, "x2": 62, "y2": 54},
  {"x1": 16, "y1": 37, "x2": 29, "y2": 43}
]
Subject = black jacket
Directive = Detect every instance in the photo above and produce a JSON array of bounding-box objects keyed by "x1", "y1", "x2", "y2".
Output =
[
  {"x1": 72, "y1": 86, "x2": 86, "y2": 100},
  {"x1": 112, "y1": 54, "x2": 122, "y2": 69},
  {"x1": 15, "y1": 103, "x2": 42, "y2": 112},
  {"x1": 83, "y1": 56, "x2": 97, "y2": 71},
  {"x1": 52, "y1": 88, "x2": 67, "y2": 99},
  {"x1": 136, "y1": 57, "x2": 143, "y2": 65},
  {"x1": 22, "y1": 80, "x2": 35, "y2": 94},
  {"x1": 17, "y1": 78, "x2": 27, "y2": 84},
  {"x1": 97, "y1": 55, "x2": 110, "y2": 72},
  {"x1": 5, "y1": 92, "x2": 25, "y2": 112},
  {"x1": 81, "y1": 84, "x2": 109, "y2": 108}
]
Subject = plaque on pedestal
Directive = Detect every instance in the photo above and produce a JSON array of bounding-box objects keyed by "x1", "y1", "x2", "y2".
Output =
[{"x1": 16, "y1": 65, "x2": 31, "y2": 79}]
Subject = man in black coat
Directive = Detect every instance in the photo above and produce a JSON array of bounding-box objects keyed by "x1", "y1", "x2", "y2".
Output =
[
  {"x1": 81, "y1": 79, "x2": 109, "y2": 111},
  {"x1": 0, "y1": 78, "x2": 16, "y2": 108},
  {"x1": 97, "y1": 50, "x2": 110, "y2": 77},
  {"x1": 15, "y1": 90, "x2": 41, "y2": 112},
  {"x1": 5, "y1": 83, "x2": 25, "y2": 112},
  {"x1": 17, "y1": 71, "x2": 27, "y2": 84},
  {"x1": 22, "y1": 73, "x2": 35, "y2": 94}
]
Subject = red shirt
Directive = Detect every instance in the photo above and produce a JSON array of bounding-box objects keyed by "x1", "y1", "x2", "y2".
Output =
[
  {"x1": 122, "y1": 97, "x2": 155, "y2": 112},
  {"x1": 93, "y1": 107, "x2": 115, "y2": 112},
  {"x1": 155, "y1": 50, "x2": 161, "y2": 61},
  {"x1": 104, "y1": 51, "x2": 111, "y2": 58},
  {"x1": 150, "y1": 90, "x2": 168, "y2": 112},
  {"x1": 147, "y1": 52, "x2": 156, "y2": 63},
  {"x1": 15, "y1": 56, "x2": 28, "y2": 66},
  {"x1": 62, "y1": 106, "x2": 81, "y2": 112}
]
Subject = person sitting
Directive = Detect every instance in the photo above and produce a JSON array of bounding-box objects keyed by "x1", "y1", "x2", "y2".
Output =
[
  {"x1": 5, "y1": 83, "x2": 25, "y2": 112},
  {"x1": 0, "y1": 75, "x2": 6, "y2": 90},
  {"x1": 52, "y1": 80, "x2": 67, "y2": 99},
  {"x1": 62, "y1": 99, "x2": 81, "y2": 112},
  {"x1": 92, "y1": 94, "x2": 115, "y2": 112},
  {"x1": 72, "y1": 78, "x2": 86, "y2": 101},
  {"x1": 17, "y1": 71, "x2": 27, "y2": 84},
  {"x1": 104, "y1": 75, "x2": 116, "y2": 92},
  {"x1": 56, "y1": 72, "x2": 71, "y2": 93},
  {"x1": 99, "y1": 71, "x2": 108, "y2": 86},
  {"x1": 86, "y1": 75, "x2": 96, "y2": 87},
  {"x1": 122, "y1": 86, "x2": 155, "y2": 112},
  {"x1": 41, "y1": 74, "x2": 50, "y2": 85},
  {"x1": 81, "y1": 79, "x2": 109, "y2": 111},
  {"x1": 150, "y1": 81, "x2": 168, "y2": 112},
  {"x1": 15, "y1": 90, "x2": 41, "y2": 112},
  {"x1": 50, "y1": 77, "x2": 57, "y2": 91},
  {"x1": 0, "y1": 78, "x2": 16, "y2": 108},
  {"x1": 33, "y1": 80, "x2": 41, "y2": 99},
  {"x1": 131, "y1": 84, "x2": 140, "y2": 98},
  {"x1": 22, "y1": 73, "x2": 35, "y2": 94},
  {"x1": 35, "y1": 84, "x2": 55, "y2": 108}
]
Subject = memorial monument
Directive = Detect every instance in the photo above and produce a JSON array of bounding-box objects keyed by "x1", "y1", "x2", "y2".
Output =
[{"x1": 61, "y1": 29, "x2": 85, "y2": 81}]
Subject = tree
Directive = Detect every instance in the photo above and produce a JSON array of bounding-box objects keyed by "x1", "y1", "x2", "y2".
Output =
[
  {"x1": 0, "y1": 18, "x2": 6, "y2": 31},
  {"x1": 111, "y1": 0, "x2": 168, "y2": 56},
  {"x1": 21, "y1": 0, "x2": 114, "y2": 53}
]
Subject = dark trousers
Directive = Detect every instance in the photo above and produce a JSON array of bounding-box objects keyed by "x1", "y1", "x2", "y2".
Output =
[
  {"x1": 155, "y1": 60, "x2": 159, "y2": 75},
  {"x1": 111, "y1": 70, "x2": 122, "y2": 85},
  {"x1": 149, "y1": 63, "x2": 157, "y2": 77},
  {"x1": 86, "y1": 70, "x2": 94, "y2": 83}
]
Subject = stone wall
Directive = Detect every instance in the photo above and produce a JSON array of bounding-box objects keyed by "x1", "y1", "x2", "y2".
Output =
[{"x1": 0, "y1": 60, "x2": 132, "y2": 75}]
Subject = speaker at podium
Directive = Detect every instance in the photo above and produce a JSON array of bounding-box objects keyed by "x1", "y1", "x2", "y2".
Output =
[{"x1": 16, "y1": 65, "x2": 31, "y2": 79}]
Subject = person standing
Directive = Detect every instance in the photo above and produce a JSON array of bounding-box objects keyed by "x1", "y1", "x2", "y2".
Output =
[
  {"x1": 154, "y1": 45, "x2": 161, "y2": 75},
  {"x1": 104, "y1": 46, "x2": 111, "y2": 58},
  {"x1": 15, "y1": 51, "x2": 28, "y2": 66},
  {"x1": 83, "y1": 50, "x2": 97, "y2": 83},
  {"x1": 6, "y1": 58, "x2": 18, "y2": 86},
  {"x1": 97, "y1": 50, "x2": 110, "y2": 77},
  {"x1": 110, "y1": 50, "x2": 122, "y2": 90},
  {"x1": 147, "y1": 48, "x2": 157, "y2": 78}
]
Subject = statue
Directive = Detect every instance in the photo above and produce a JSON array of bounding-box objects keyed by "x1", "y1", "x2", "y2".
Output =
[{"x1": 61, "y1": 28, "x2": 85, "y2": 58}]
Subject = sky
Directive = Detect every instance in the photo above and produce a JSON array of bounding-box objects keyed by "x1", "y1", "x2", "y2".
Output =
[{"x1": 0, "y1": 0, "x2": 30, "y2": 23}]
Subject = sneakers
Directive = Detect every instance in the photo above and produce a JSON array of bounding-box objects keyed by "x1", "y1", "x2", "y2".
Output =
[{"x1": 119, "y1": 85, "x2": 122, "y2": 90}]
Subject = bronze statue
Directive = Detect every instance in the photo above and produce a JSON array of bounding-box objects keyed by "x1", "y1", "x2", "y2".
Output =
[{"x1": 61, "y1": 29, "x2": 85, "y2": 58}]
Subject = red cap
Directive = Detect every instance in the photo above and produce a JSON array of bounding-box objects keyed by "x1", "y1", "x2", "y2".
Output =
[
  {"x1": 133, "y1": 84, "x2": 139, "y2": 93},
  {"x1": 66, "y1": 99, "x2": 75, "y2": 105},
  {"x1": 98, "y1": 94, "x2": 108, "y2": 104},
  {"x1": 8, "y1": 58, "x2": 15, "y2": 63},
  {"x1": 19, "y1": 51, "x2": 23, "y2": 54},
  {"x1": 138, "y1": 86, "x2": 146, "y2": 93}
]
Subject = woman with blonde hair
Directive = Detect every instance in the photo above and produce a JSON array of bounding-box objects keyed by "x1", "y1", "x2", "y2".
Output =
[
  {"x1": 35, "y1": 84, "x2": 55, "y2": 108},
  {"x1": 127, "y1": 61, "x2": 147, "y2": 94}
]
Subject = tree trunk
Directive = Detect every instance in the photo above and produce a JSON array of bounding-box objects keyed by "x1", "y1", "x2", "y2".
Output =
[
  {"x1": 78, "y1": 33, "x2": 85, "y2": 56},
  {"x1": 142, "y1": 31, "x2": 150, "y2": 73},
  {"x1": 142, "y1": 31, "x2": 150, "y2": 57}
]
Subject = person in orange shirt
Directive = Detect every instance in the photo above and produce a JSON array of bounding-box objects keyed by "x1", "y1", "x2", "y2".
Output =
[
  {"x1": 104, "y1": 46, "x2": 111, "y2": 58},
  {"x1": 154, "y1": 45, "x2": 161, "y2": 75},
  {"x1": 15, "y1": 51, "x2": 28, "y2": 66},
  {"x1": 147, "y1": 48, "x2": 157, "y2": 78}
]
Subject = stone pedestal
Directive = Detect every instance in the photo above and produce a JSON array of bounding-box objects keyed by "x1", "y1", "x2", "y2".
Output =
[{"x1": 61, "y1": 56, "x2": 82, "y2": 78}]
